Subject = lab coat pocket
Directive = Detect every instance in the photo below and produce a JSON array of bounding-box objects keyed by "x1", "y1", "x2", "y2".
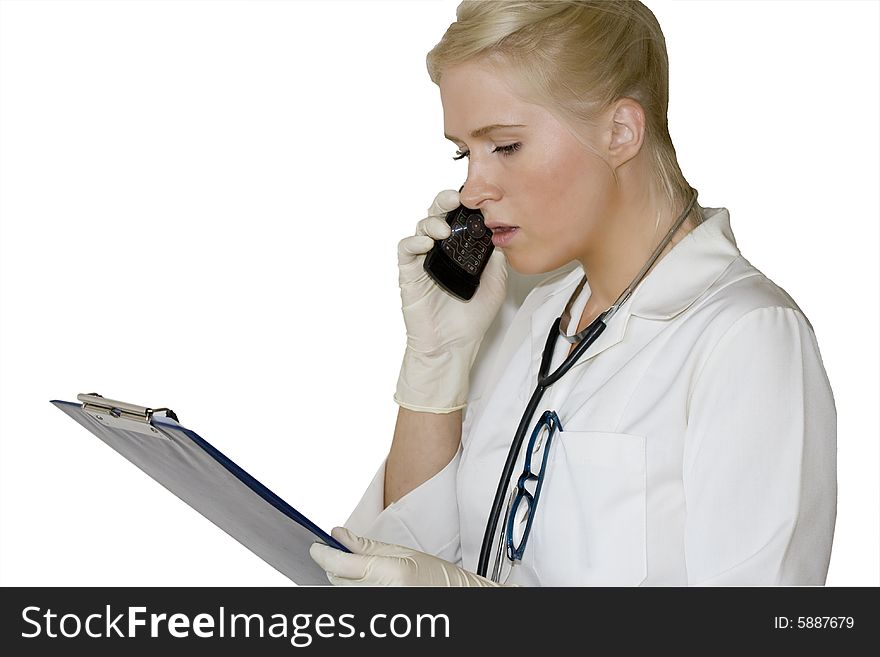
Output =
[{"x1": 534, "y1": 430, "x2": 647, "y2": 586}]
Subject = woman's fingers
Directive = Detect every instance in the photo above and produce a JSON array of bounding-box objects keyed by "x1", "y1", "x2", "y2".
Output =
[
  {"x1": 397, "y1": 189, "x2": 458, "y2": 267},
  {"x1": 414, "y1": 216, "x2": 452, "y2": 240},
  {"x1": 309, "y1": 543, "x2": 370, "y2": 581},
  {"x1": 426, "y1": 189, "x2": 460, "y2": 219},
  {"x1": 397, "y1": 234, "x2": 436, "y2": 267}
]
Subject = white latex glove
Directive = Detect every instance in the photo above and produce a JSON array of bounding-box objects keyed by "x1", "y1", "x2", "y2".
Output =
[
  {"x1": 309, "y1": 527, "x2": 504, "y2": 587},
  {"x1": 395, "y1": 189, "x2": 508, "y2": 413}
]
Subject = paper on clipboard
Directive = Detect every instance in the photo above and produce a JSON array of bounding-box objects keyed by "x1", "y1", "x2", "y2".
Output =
[{"x1": 51, "y1": 394, "x2": 348, "y2": 586}]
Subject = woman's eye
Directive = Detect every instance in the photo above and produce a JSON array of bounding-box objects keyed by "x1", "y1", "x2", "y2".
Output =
[
  {"x1": 494, "y1": 142, "x2": 522, "y2": 156},
  {"x1": 451, "y1": 142, "x2": 522, "y2": 161}
]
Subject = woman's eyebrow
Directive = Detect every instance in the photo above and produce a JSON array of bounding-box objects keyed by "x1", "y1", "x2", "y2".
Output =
[{"x1": 444, "y1": 123, "x2": 526, "y2": 142}]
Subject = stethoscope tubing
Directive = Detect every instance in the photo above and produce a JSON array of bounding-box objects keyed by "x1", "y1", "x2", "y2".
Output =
[{"x1": 476, "y1": 312, "x2": 609, "y2": 577}]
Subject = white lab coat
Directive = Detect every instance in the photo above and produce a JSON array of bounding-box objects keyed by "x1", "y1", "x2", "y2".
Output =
[{"x1": 346, "y1": 206, "x2": 837, "y2": 586}]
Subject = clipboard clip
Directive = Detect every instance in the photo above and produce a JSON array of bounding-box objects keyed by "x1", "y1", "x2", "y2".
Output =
[{"x1": 77, "y1": 392, "x2": 179, "y2": 437}]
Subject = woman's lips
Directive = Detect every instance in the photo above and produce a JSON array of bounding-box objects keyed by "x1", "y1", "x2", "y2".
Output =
[{"x1": 489, "y1": 225, "x2": 519, "y2": 247}]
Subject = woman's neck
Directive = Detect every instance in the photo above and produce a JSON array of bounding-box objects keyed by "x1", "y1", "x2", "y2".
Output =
[{"x1": 574, "y1": 188, "x2": 696, "y2": 329}]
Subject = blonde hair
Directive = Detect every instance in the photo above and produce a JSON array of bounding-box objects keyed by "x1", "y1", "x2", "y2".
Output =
[{"x1": 426, "y1": 0, "x2": 702, "y2": 229}]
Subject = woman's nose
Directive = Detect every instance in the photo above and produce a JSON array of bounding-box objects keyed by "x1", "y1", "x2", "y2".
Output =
[{"x1": 459, "y1": 175, "x2": 501, "y2": 210}]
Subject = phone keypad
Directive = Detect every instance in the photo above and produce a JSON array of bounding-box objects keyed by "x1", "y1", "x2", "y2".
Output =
[{"x1": 442, "y1": 208, "x2": 492, "y2": 274}]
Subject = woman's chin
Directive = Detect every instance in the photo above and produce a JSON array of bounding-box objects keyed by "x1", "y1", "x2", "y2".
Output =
[{"x1": 505, "y1": 252, "x2": 575, "y2": 277}]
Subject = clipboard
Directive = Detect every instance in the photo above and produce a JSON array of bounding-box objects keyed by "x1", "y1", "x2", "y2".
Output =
[{"x1": 51, "y1": 393, "x2": 349, "y2": 586}]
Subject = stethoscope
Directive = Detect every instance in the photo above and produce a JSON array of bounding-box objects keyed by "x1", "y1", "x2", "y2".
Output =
[{"x1": 477, "y1": 187, "x2": 700, "y2": 580}]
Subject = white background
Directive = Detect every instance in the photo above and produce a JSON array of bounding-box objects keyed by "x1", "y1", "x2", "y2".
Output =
[{"x1": 1, "y1": 0, "x2": 877, "y2": 587}]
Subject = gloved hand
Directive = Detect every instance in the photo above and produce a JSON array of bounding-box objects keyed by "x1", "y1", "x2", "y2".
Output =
[
  {"x1": 395, "y1": 189, "x2": 508, "y2": 413},
  {"x1": 309, "y1": 526, "x2": 504, "y2": 587}
]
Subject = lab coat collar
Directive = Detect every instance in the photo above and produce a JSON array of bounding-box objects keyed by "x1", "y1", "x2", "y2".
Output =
[
  {"x1": 628, "y1": 206, "x2": 740, "y2": 320},
  {"x1": 528, "y1": 206, "x2": 741, "y2": 376}
]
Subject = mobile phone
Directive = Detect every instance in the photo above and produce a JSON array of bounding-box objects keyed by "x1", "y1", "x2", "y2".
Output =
[{"x1": 423, "y1": 202, "x2": 494, "y2": 301}]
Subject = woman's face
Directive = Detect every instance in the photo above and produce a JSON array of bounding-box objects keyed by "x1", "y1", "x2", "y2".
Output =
[{"x1": 439, "y1": 59, "x2": 616, "y2": 275}]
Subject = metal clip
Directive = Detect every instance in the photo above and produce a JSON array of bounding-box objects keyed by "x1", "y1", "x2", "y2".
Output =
[{"x1": 77, "y1": 392, "x2": 178, "y2": 437}]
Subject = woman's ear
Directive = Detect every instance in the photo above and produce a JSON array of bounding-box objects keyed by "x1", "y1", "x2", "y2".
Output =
[{"x1": 606, "y1": 98, "x2": 646, "y2": 166}]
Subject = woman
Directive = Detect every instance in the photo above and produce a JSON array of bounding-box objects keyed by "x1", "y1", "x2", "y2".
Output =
[{"x1": 310, "y1": 0, "x2": 836, "y2": 586}]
